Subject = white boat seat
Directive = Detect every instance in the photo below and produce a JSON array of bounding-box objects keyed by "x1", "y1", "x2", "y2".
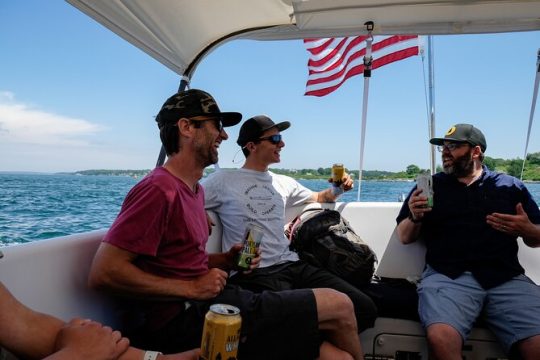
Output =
[
  {"x1": 0, "y1": 229, "x2": 120, "y2": 328},
  {"x1": 0, "y1": 201, "x2": 536, "y2": 360},
  {"x1": 206, "y1": 210, "x2": 223, "y2": 254}
]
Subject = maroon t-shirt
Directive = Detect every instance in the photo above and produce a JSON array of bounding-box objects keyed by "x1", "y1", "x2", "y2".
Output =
[{"x1": 104, "y1": 167, "x2": 209, "y2": 329}]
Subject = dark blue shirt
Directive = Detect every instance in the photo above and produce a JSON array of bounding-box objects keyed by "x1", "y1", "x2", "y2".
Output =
[{"x1": 397, "y1": 166, "x2": 540, "y2": 289}]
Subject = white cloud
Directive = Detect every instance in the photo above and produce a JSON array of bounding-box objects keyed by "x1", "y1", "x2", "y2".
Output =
[
  {"x1": 0, "y1": 92, "x2": 104, "y2": 146},
  {"x1": 0, "y1": 91, "x2": 15, "y2": 102}
]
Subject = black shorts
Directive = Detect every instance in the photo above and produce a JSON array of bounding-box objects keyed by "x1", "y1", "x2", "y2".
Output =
[
  {"x1": 230, "y1": 260, "x2": 377, "y2": 330},
  {"x1": 130, "y1": 285, "x2": 321, "y2": 359}
]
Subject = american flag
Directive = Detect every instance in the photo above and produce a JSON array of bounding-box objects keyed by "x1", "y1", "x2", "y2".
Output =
[{"x1": 304, "y1": 35, "x2": 421, "y2": 97}]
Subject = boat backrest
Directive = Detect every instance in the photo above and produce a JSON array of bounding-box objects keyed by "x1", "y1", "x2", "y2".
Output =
[
  {"x1": 206, "y1": 211, "x2": 223, "y2": 254},
  {"x1": 287, "y1": 202, "x2": 428, "y2": 280},
  {"x1": 206, "y1": 201, "x2": 427, "y2": 279},
  {"x1": 208, "y1": 201, "x2": 540, "y2": 284},
  {"x1": 1, "y1": 202, "x2": 538, "y2": 335},
  {"x1": 0, "y1": 229, "x2": 120, "y2": 327}
]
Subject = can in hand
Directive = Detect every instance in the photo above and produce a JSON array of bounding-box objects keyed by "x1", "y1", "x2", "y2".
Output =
[
  {"x1": 200, "y1": 304, "x2": 242, "y2": 360},
  {"x1": 332, "y1": 163, "x2": 345, "y2": 185},
  {"x1": 236, "y1": 224, "x2": 263, "y2": 270},
  {"x1": 416, "y1": 173, "x2": 434, "y2": 208}
]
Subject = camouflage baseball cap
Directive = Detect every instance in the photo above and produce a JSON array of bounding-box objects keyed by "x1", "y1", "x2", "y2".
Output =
[
  {"x1": 429, "y1": 123, "x2": 487, "y2": 152},
  {"x1": 156, "y1": 89, "x2": 242, "y2": 129}
]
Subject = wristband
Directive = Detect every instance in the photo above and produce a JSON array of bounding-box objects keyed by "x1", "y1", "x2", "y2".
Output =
[
  {"x1": 408, "y1": 213, "x2": 422, "y2": 224},
  {"x1": 331, "y1": 185, "x2": 344, "y2": 197},
  {"x1": 144, "y1": 351, "x2": 162, "y2": 360}
]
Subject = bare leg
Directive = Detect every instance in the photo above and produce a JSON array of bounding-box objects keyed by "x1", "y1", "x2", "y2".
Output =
[
  {"x1": 313, "y1": 288, "x2": 363, "y2": 360},
  {"x1": 426, "y1": 323, "x2": 462, "y2": 360},
  {"x1": 318, "y1": 341, "x2": 354, "y2": 360},
  {"x1": 517, "y1": 334, "x2": 540, "y2": 360}
]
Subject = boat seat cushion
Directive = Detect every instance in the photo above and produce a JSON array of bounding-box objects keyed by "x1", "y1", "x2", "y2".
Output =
[
  {"x1": 363, "y1": 278, "x2": 420, "y2": 321},
  {"x1": 206, "y1": 210, "x2": 223, "y2": 253}
]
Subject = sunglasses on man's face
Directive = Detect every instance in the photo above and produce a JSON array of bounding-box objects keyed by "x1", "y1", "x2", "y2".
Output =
[
  {"x1": 188, "y1": 117, "x2": 223, "y2": 132},
  {"x1": 257, "y1": 134, "x2": 282, "y2": 144},
  {"x1": 436, "y1": 143, "x2": 468, "y2": 152}
]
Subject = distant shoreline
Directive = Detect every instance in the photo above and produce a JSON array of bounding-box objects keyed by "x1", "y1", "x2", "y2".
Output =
[{"x1": 2, "y1": 169, "x2": 539, "y2": 183}]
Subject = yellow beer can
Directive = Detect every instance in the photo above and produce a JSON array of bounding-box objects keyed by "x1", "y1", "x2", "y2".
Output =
[
  {"x1": 332, "y1": 163, "x2": 345, "y2": 184},
  {"x1": 200, "y1": 304, "x2": 242, "y2": 360}
]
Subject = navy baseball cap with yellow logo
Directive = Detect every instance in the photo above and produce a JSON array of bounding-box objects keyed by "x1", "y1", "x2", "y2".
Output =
[{"x1": 430, "y1": 123, "x2": 487, "y2": 152}]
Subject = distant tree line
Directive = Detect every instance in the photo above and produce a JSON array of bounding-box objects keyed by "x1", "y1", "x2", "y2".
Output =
[
  {"x1": 269, "y1": 152, "x2": 540, "y2": 181},
  {"x1": 72, "y1": 152, "x2": 540, "y2": 182},
  {"x1": 74, "y1": 169, "x2": 150, "y2": 177},
  {"x1": 484, "y1": 152, "x2": 540, "y2": 181}
]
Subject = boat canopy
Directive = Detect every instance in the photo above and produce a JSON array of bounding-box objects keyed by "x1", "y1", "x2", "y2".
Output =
[{"x1": 67, "y1": 0, "x2": 540, "y2": 78}]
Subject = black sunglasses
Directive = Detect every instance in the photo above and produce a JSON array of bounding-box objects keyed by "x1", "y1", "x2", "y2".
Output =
[
  {"x1": 190, "y1": 117, "x2": 223, "y2": 132},
  {"x1": 257, "y1": 134, "x2": 282, "y2": 144}
]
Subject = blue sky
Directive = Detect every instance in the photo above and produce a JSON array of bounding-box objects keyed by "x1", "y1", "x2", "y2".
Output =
[{"x1": 1, "y1": 1, "x2": 539, "y2": 173}]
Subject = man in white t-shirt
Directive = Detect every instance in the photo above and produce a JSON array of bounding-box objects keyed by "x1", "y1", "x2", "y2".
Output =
[{"x1": 203, "y1": 115, "x2": 377, "y2": 331}]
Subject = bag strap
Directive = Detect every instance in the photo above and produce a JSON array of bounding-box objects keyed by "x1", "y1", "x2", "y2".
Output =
[
  {"x1": 286, "y1": 207, "x2": 324, "y2": 243},
  {"x1": 287, "y1": 215, "x2": 302, "y2": 243}
]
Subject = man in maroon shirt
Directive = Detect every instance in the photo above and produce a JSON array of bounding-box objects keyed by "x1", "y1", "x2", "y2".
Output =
[{"x1": 88, "y1": 89, "x2": 365, "y2": 360}]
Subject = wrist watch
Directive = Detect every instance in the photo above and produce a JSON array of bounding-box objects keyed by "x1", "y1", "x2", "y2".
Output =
[
  {"x1": 408, "y1": 212, "x2": 422, "y2": 224},
  {"x1": 144, "y1": 351, "x2": 162, "y2": 360}
]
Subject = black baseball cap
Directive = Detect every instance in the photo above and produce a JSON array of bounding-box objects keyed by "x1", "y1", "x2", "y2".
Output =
[
  {"x1": 430, "y1": 123, "x2": 487, "y2": 152},
  {"x1": 237, "y1": 115, "x2": 291, "y2": 146},
  {"x1": 156, "y1": 89, "x2": 242, "y2": 129}
]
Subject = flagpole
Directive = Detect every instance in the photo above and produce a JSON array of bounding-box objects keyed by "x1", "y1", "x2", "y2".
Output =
[
  {"x1": 357, "y1": 22, "x2": 374, "y2": 202},
  {"x1": 520, "y1": 49, "x2": 540, "y2": 180}
]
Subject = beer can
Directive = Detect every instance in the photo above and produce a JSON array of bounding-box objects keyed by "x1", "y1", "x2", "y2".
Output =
[
  {"x1": 236, "y1": 224, "x2": 263, "y2": 270},
  {"x1": 200, "y1": 304, "x2": 242, "y2": 360},
  {"x1": 332, "y1": 163, "x2": 345, "y2": 184}
]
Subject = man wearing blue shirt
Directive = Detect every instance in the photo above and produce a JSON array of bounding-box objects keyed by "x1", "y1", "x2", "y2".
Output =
[{"x1": 397, "y1": 124, "x2": 540, "y2": 360}]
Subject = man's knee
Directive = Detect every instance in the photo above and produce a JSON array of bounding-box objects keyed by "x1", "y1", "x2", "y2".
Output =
[
  {"x1": 426, "y1": 323, "x2": 462, "y2": 351},
  {"x1": 327, "y1": 287, "x2": 377, "y2": 331},
  {"x1": 319, "y1": 341, "x2": 355, "y2": 360},
  {"x1": 313, "y1": 288, "x2": 356, "y2": 327},
  {"x1": 515, "y1": 334, "x2": 540, "y2": 359}
]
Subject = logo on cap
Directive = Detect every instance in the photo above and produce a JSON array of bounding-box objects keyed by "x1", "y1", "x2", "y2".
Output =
[{"x1": 446, "y1": 126, "x2": 456, "y2": 136}]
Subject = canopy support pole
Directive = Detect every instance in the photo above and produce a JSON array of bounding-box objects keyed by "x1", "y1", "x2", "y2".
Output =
[
  {"x1": 357, "y1": 21, "x2": 374, "y2": 202},
  {"x1": 155, "y1": 76, "x2": 191, "y2": 167},
  {"x1": 520, "y1": 49, "x2": 540, "y2": 181}
]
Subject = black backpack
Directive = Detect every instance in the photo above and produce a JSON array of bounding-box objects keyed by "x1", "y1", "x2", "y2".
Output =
[{"x1": 286, "y1": 208, "x2": 377, "y2": 287}]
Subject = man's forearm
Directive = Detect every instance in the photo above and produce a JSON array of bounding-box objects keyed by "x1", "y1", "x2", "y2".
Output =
[
  {"x1": 89, "y1": 244, "x2": 196, "y2": 300},
  {"x1": 208, "y1": 252, "x2": 233, "y2": 271},
  {"x1": 315, "y1": 188, "x2": 339, "y2": 203},
  {"x1": 91, "y1": 261, "x2": 194, "y2": 300},
  {"x1": 396, "y1": 217, "x2": 422, "y2": 244},
  {"x1": 523, "y1": 224, "x2": 540, "y2": 248}
]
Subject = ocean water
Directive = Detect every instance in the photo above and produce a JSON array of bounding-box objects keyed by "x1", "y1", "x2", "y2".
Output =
[
  {"x1": 0, "y1": 174, "x2": 137, "y2": 246},
  {"x1": 1, "y1": 173, "x2": 539, "y2": 246}
]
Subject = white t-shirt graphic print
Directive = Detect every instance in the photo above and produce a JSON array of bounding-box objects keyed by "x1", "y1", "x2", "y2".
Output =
[{"x1": 203, "y1": 168, "x2": 313, "y2": 268}]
